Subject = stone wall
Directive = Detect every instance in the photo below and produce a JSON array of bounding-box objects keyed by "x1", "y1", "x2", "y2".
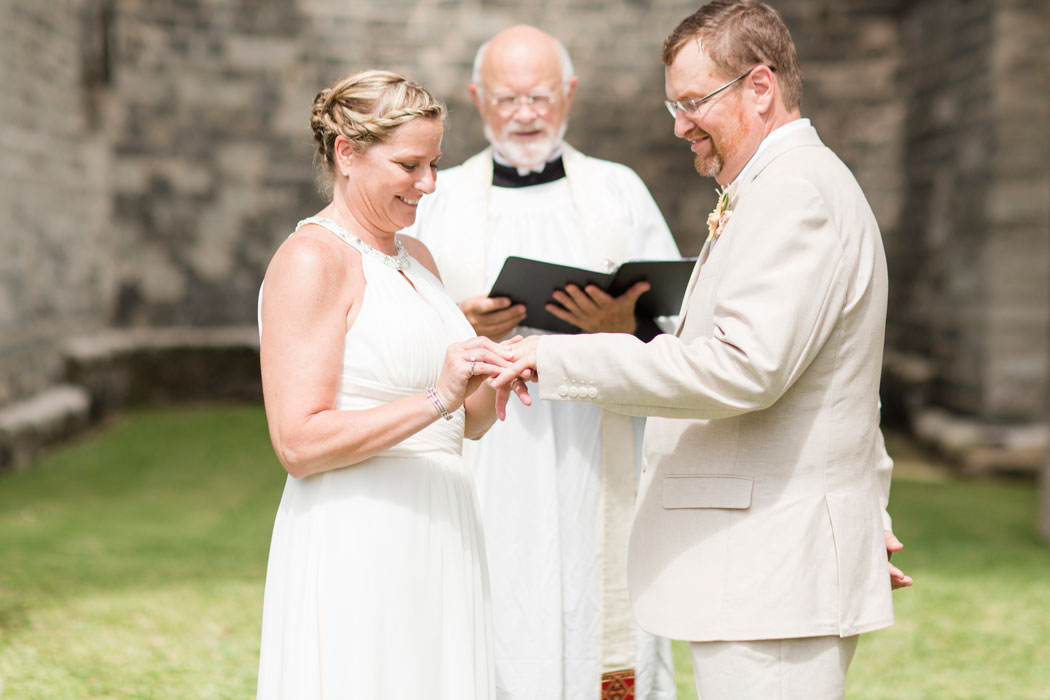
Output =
[
  {"x1": 100, "y1": 0, "x2": 707, "y2": 335},
  {"x1": 985, "y1": 0, "x2": 1050, "y2": 421},
  {"x1": 890, "y1": 0, "x2": 995, "y2": 416},
  {"x1": 103, "y1": 0, "x2": 316, "y2": 327},
  {"x1": 90, "y1": 0, "x2": 910, "y2": 327},
  {"x1": 1, "y1": 0, "x2": 1047, "y2": 450},
  {"x1": 889, "y1": 0, "x2": 1050, "y2": 426},
  {"x1": 0, "y1": 0, "x2": 111, "y2": 404},
  {"x1": 18, "y1": 1, "x2": 905, "y2": 300},
  {"x1": 781, "y1": 0, "x2": 905, "y2": 241}
]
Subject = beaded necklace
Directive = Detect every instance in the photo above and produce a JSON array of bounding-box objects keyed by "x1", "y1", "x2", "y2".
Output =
[{"x1": 297, "y1": 216, "x2": 411, "y2": 271}]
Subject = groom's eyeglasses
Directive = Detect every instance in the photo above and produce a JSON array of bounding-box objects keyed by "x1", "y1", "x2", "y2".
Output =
[{"x1": 664, "y1": 65, "x2": 776, "y2": 119}]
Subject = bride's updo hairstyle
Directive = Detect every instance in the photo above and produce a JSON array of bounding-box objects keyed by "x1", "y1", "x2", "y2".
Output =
[{"x1": 310, "y1": 69, "x2": 446, "y2": 197}]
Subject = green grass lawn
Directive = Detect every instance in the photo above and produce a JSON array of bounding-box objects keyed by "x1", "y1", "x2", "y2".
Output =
[
  {"x1": 0, "y1": 405, "x2": 283, "y2": 699},
  {"x1": 1, "y1": 405, "x2": 1048, "y2": 699}
]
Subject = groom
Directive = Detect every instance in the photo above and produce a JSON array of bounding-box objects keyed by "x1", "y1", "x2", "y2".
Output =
[{"x1": 495, "y1": 2, "x2": 912, "y2": 699}]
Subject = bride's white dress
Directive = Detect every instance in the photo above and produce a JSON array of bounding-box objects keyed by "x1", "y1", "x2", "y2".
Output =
[{"x1": 257, "y1": 217, "x2": 494, "y2": 699}]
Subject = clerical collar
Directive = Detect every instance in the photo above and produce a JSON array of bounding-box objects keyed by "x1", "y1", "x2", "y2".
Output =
[{"x1": 492, "y1": 155, "x2": 566, "y2": 188}]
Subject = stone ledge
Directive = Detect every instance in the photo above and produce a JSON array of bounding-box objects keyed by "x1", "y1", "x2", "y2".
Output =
[
  {"x1": 882, "y1": 349, "x2": 1048, "y2": 477},
  {"x1": 0, "y1": 384, "x2": 92, "y2": 472},
  {"x1": 0, "y1": 326, "x2": 261, "y2": 473},
  {"x1": 64, "y1": 326, "x2": 259, "y2": 356},
  {"x1": 64, "y1": 326, "x2": 261, "y2": 419},
  {"x1": 911, "y1": 408, "x2": 1048, "y2": 477}
]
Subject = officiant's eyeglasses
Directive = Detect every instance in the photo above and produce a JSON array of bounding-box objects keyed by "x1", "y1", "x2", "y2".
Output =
[
  {"x1": 664, "y1": 65, "x2": 775, "y2": 119},
  {"x1": 487, "y1": 91, "x2": 559, "y2": 116}
]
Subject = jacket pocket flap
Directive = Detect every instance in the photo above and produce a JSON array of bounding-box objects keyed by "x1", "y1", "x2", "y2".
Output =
[{"x1": 661, "y1": 475, "x2": 754, "y2": 509}]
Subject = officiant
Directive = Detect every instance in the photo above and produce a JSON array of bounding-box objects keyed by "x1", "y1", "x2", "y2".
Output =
[{"x1": 402, "y1": 24, "x2": 680, "y2": 700}]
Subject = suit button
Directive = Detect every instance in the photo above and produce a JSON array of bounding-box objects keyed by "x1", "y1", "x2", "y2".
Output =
[
  {"x1": 558, "y1": 385, "x2": 568, "y2": 397},
  {"x1": 587, "y1": 387, "x2": 598, "y2": 398},
  {"x1": 568, "y1": 387, "x2": 580, "y2": 398}
]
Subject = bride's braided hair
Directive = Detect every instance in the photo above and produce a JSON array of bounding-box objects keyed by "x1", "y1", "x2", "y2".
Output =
[{"x1": 310, "y1": 70, "x2": 446, "y2": 197}]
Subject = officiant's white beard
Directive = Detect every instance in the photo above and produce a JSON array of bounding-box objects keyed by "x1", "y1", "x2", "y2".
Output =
[{"x1": 485, "y1": 119, "x2": 569, "y2": 175}]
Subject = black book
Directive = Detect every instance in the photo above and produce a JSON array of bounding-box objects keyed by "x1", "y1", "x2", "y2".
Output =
[{"x1": 488, "y1": 256, "x2": 697, "y2": 338}]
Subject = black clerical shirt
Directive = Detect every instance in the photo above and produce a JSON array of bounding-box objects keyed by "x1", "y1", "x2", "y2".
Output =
[{"x1": 491, "y1": 157, "x2": 566, "y2": 188}]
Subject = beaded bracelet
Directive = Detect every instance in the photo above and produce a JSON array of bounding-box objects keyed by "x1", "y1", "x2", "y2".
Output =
[{"x1": 425, "y1": 386, "x2": 453, "y2": 421}]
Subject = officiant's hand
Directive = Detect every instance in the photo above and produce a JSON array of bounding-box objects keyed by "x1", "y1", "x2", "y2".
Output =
[
  {"x1": 460, "y1": 295, "x2": 528, "y2": 340},
  {"x1": 546, "y1": 281, "x2": 650, "y2": 334},
  {"x1": 491, "y1": 335, "x2": 540, "y2": 420}
]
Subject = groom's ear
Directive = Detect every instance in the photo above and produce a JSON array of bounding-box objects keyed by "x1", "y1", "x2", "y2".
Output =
[{"x1": 749, "y1": 65, "x2": 777, "y2": 115}]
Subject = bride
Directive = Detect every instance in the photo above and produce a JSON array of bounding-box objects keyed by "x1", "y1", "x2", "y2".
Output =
[{"x1": 256, "y1": 70, "x2": 515, "y2": 699}]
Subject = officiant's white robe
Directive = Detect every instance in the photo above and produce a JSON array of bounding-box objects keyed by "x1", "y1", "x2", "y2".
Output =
[{"x1": 404, "y1": 144, "x2": 680, "y2": 700}]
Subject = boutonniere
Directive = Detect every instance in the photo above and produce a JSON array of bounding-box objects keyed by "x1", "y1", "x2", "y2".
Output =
[{"x1": 705, "y1": 182, "x2": 737, "y2": 244}]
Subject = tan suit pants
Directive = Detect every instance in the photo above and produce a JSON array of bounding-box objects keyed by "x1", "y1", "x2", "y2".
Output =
[{"x1": 689, "y1": 635, "x2": 859, "y2": 700}]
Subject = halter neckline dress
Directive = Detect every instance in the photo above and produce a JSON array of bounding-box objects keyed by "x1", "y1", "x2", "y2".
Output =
[{"x1": 257, "y1": 217, "x2": 494, "y2": 699}]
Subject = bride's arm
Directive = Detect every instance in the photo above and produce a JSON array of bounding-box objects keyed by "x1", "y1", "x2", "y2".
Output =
[{"x1": 261, "y1": 235, "x2": 452, "y2": 479}]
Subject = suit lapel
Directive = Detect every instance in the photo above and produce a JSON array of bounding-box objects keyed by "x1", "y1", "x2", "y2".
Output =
[
  {"x1": 673, "y1": 239, "x2": 713, "y2": 336},
  {"x1": 674, "y1": 125, "x2": 824, "y2": 337}
]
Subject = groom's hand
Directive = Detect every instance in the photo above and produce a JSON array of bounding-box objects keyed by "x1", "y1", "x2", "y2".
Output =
[
  {"x1": 886, "y1": 530, "x2": 913, "y2": 589},
  {"x1": 491, "y1": 335, "x2": 541, "y2": 420}
]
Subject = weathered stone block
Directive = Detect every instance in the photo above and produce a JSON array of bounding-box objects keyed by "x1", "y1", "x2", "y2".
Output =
[{"x1": 0, "y1": 385, "x2": 91, "y2": 472}]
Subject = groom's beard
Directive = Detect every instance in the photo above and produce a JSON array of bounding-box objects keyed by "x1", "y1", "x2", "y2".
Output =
[
  {"x1": 687, "y1": 102, "x2": 748, "y2": 179},
  {"x1": 486, "y1": 120, "x2": 569, "y2": 175}
]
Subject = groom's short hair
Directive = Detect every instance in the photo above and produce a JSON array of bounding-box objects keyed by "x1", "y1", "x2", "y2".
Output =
[{"x1": 662, "y1": 0, "x2": 804, "y2": 111}]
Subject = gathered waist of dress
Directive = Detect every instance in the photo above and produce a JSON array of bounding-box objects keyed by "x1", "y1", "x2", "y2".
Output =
[{"x1": 336, "y1": 375, "x2": 464, "y2": 456}]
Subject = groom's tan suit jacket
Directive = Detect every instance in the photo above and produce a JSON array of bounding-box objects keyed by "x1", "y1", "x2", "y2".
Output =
[{"x1": 535, "y1": 125, "x2": 895, "y2": 642}]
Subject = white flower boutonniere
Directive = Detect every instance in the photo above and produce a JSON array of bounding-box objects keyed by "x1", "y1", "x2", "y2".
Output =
[{"x1": 705, "y1": 182, "x2": 737, "y2": 244}]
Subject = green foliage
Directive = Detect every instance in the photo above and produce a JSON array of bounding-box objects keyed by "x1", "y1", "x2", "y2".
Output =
[{"x1": 1, "y1": 407, "x2": 1048, "y2": 699}]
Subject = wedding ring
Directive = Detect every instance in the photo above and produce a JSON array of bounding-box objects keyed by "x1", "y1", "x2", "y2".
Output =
[{"x1": 469, "y1": 355, "x2": 476, "y2": 377}]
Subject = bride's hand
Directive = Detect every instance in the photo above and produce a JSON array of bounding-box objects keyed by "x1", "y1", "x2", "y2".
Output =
[{"x1": 433, "y1": 337, "x2": 514, "y2": 413}]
